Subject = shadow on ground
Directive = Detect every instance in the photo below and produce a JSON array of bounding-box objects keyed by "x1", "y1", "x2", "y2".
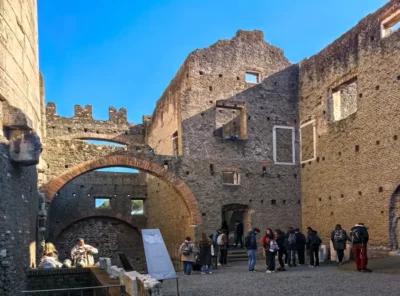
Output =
[{"x1": 340, "y1": 256, "x2": 400, "y2": 274}]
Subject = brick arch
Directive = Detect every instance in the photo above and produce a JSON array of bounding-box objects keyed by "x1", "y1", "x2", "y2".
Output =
[
  {"x1": 52, "y1": 213, "x2": 142, "y2": 240},
  {"x1": 51, "y1": 133, "x2": 138, "y2": 145},
  {"x1": 40, "y1": 155, "x2": 201, "y2": 225}
]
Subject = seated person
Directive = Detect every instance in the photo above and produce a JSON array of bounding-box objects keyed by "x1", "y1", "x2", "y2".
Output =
[
  {"x1": 71, "y1": 238, "x2": 98, "y2": 267},
  {"x1": 39, "y1": 242, "x2": 63, "y2": 269}
]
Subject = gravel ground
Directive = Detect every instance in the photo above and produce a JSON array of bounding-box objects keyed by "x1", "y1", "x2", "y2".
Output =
[{"x1": 161, "y1": 260, "x2": 400, "y2": 296}]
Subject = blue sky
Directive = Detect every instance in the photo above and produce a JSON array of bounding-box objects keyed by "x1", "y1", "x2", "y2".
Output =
[{"x1": 38, "y1": 0, "x2": 388, "y2": 124}]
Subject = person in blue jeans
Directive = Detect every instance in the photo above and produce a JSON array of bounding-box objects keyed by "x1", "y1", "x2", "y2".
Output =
[
  {"x1": 179, "y1": 237, "x2": 197, "y2": 275},
  {"x1": 245, "y1": 228, "x2": 260, "y2": 272}
]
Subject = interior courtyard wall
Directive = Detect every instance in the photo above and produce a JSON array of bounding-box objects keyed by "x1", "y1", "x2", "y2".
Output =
[
  {"x1": 299, "y1": 0, "x2": 400, "y2": 249},
  {"x1": 0, "y1": 1, "x2": 41, "y2": 295},
  {"x1": 146, "y1": 30, "x2": 302, "y2": 242}
]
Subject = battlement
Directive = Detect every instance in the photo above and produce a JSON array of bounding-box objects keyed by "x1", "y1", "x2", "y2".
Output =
[{"x1": 46, "y1": 102, "x2": 128, "y2": 123}]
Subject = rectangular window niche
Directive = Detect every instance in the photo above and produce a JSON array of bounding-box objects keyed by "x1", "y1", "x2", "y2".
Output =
[
  {"x1": 215, "y1": 100, "x2": 248, "y2": 140},
  {"x1": 222, "y1": 169, "x2": 241, "y2": 185},
  {"x1": 331, "y1": 77, "x2": 358, "y2": 121},
  {"x1": 381, "y1": 9, "x2": 400, "y2": 38},
  {"x1": 273, "y1": 125, "x2": 295, "y2": 165},
  {"x1": 300, "y1": 120, "x2": 316, "y2": 164}
]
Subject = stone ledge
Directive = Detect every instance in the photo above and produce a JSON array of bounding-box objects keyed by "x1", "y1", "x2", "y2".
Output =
[{"x1": 27, "y1": 267, "x2": 91, "y2": 276}]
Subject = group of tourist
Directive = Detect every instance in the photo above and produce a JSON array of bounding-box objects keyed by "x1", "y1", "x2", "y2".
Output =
[
  {"x1": 179, "y1": 222, "x2": 372, "y2": 275},
  {"x1": 39, "y1": 238, "x2": 99, "y2": 269}
]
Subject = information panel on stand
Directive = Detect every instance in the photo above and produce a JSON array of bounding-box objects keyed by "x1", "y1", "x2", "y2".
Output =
[{"x1": 142, "y1": 229, "x2": 177, "y2": 280}]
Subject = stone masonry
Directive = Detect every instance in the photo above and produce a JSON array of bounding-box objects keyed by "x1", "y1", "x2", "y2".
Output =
[
  {"x1": 0, "y1": 0, "x2": 43, "y2": 295},
  {"x1": 300, "y1": 0, "x2": 400, "y2": 250},
  {"x1": 1, "y1": 1, "x2": 400, "y2": 294}
]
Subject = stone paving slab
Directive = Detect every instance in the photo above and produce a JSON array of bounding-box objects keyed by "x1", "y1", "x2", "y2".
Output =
[{"x1": 161, "y1": 261, "x2": 400, "y2": 296}]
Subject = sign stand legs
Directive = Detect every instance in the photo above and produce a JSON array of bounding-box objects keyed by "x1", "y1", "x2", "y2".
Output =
[{"x1": 176, "y1": 278, "x2": 179, "y2": 296}]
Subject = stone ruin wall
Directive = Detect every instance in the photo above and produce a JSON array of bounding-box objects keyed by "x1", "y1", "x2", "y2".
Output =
[
  {"x1": 0, "y1": 1, "x2": 42, "y2": 295},
  {"x1": 47, "y1": 171, "x2": 146, "y2": 271},
  {"x1": 299, "y1": 0, "x2": 400, "y2": 250},
  {"x1": 146, "y1": 30, "x2": 302, "y2": 244}
]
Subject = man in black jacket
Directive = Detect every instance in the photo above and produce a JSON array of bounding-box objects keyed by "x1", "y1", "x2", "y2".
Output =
[
  {"x1": 349, "y1": 223, "x2": 371, "y2": 272},
  {"x1": 295, "y1": 228, "x2": 306, "y2": 265},
  {"x1": 234, "y1": 220, "x2": 244, "y2": 248},
  {"x1": 275, "y1": 229, "x2": 286, "y2": 271}
]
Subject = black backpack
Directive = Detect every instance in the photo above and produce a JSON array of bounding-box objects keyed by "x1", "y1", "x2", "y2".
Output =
[
  {"x1": 244, "y1": 235, "x2": 251, "y2": 248},
  {"x1": 351, "y1": 227, "x2": 367, "y2": 244}
]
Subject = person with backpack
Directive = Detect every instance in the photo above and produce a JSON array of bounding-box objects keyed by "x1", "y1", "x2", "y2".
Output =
[
  {"x1": 265, "y1": 233, "x2": 279, "y2": 273},
  {"x1": 348, "y1": 223, "x2": 372, "y2": 272},
  {"x1": 179, "y1": 237, "x2": 197, "y2": 275},
  {"x1": 307, "y1": 230, "x2": 322, "y2": 267},
  {"x1": 295, "y1": 228, "x2": 307, "y2": 266},
  {"x1": 331, "y1": 224, "x2": 348, "y2": 266},
  {"x1": 286, "y1": 227, "x2": 297, "y2": 267},
  {"x1": 261, "y1": 229, "x2": 274, "y2": 269},
  {"x1": 275, "y1": 229, "x2": 286, "y2": 271},
  {"x1": 245, "y1": 228, "x2": 260, "y2": 272},
  {"x1": 211, "y1": 229, "x2": 221, "y2": 267},
  {"x1": 199, "y1": 232, "x2": 213, "y2": 274},
  {"x1": 218, "y1": 230, "x2": 229, "y2": 266}
]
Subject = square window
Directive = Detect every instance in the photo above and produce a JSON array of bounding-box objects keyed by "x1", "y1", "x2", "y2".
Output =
[
  {"x1": 131, "y1": 199, "x2": 144, "y2": 215},
  {"x1": 245, "y1": 72, "x2": 259, "y2": 84},
  {"x1": 95, "y1": 198, "x2": 110, "y2": 209},
  {"x1": 381, "y1": 10, "x2": 400, "y2": 38},
  {"x1": 222, "y1": 171, "x2": 240, "y2": 185}
]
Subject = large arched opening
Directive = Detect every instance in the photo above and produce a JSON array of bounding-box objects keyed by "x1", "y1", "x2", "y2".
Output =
[
  {"x1": 40, "y1": 155, "x2": 201, "y2": 268},
  {"x1": 40, "y1": 155, "x2": 201, "y2": 226}
]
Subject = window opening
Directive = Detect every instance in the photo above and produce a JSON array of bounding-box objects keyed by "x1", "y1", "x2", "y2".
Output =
[
  {"x1": 131, "y1": 199, "x2": 144, "y2": 215},
  {"x1": 95, "y1": 198, "x2": 110, "y2": 209},
  {"x1": 332, "y1": 77, "x2": 358, "y2": 121},
  {"x1": 172, "y1": 131, "x2": 179, "y2": 156},
  {"x1": 381, "y1": 10, "x2": 400, "y2": 38},
  {"x1": 245, "y1": 72, "x2": 259, "y2": 83},
  {"x1": 222, "y1": 171, "x2": 240, "y2": 185}
]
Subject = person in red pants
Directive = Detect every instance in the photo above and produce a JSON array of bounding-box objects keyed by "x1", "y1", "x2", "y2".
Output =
[{"x1": 349, "y1": 223, "x2": 372, "y2": 272}]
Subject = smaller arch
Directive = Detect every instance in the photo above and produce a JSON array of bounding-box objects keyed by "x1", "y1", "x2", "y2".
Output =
[
  {"x1": 51, "y1": 133, "x2": 144, "y2": 146},
  {"x1": 51, "y1": 213, "x2": 142, "y2": 240}
]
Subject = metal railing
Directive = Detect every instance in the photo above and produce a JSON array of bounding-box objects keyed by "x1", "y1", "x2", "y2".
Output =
[{"x1": 21, "y1": 284, "x2": 126, "y2": 296}]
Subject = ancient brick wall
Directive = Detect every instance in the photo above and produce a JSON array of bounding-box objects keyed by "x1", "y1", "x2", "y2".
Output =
[
  {"x1": 299, "y1": 0, "x2": 400, "y2": 249},
  {"x1": 0, "y1": 1, "x2": 42, "y2": 295},
  {"x1": 27, "y1": 268, "x2": 94, "y2": 294},
  {"x1": 146, "y1": 30, "x2": 302, "y2": 241},
  {"x1": 55, "y1": 217, "x2": 145, "y2": 271},
  {"x1": 45, "y1": 103, "x2": 144, "y2": 145},
  {"x1": 0, "y1": 146, "x2": 40, "y2": 295},
  {"x1": 146, "y1": 175, "x2": 194, "y2": 251},
  {"x1": 0, "y1": 0, "x2": 42, "y2": 135}
]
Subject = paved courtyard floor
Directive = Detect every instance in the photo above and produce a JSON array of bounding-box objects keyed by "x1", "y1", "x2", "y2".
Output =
[{"x1": 162, "y1": 260, "x2": 400, "y2": 296}]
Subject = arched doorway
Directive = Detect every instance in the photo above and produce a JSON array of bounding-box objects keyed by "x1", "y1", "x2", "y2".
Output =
[
  {"x1": 389, "y1": 185, "x2": 400, "y2": 249},
  {"x1": 40, "y1": 155, "x2": 201, "y2": 226},
  {"x1": 221, "y1": 204, "x2": 250, "y2": 245}
]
